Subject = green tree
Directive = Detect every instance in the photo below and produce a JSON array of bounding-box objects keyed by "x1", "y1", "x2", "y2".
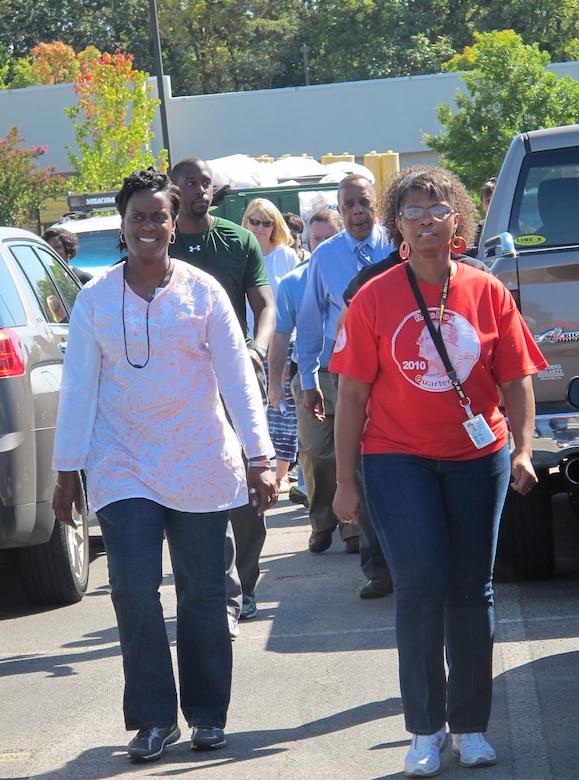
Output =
[
  {"x1": 476, "y1": 0, "x2": 579, "y2": 63},
  {"x1": 424, "y1": 30, "x2": 579, "y2": 193},
  {"x1": 65, "y1": 50, "x2": 167, "y2": 191},
  {"x1": 301, "y1": 0, "x2": 457, "y2": 85},
  {"x1": 0, "y1": 126, "x2": 67, "y2": 228},
  {"x1": 1, "y1": 0, "x2": 579, "y2": 97},
  {"x1": 157, "y1": 0, "x2": 304, "y2": 95}
]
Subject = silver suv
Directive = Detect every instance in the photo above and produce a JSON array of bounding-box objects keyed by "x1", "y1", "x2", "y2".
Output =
[
  {"x1": 0, "y1": 226, "x2": 89, "y2": 604},
  {"x1": 479, "y1": 123, "x2": 579, "y2": 581}
]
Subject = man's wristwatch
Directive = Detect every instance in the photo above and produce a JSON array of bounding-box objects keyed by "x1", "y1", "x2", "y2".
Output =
[{"x1": 251, "y1": 344, "x2": 267, "y2": 361}]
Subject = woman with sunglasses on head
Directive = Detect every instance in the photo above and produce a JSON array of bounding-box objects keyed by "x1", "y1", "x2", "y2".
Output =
[
  {"x1": 330, "y1": 166, "x2": 547, "y2": 777},
  {"x1": 243, "y1": 199, "x2": 299, "y2": 493},
  {"x1": 52, "y1": 168, "x2": 276, "y2": 762}
]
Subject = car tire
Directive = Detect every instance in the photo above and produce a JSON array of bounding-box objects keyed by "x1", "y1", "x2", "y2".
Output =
[
  {"x1": 494, "y1": 472, "x2": 555, "y2": 582},
  {"x1": 19, "y1": 474, "x2": 90, "y2": 604}
]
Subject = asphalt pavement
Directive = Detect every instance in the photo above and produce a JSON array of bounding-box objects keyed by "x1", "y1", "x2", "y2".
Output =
[{"x1": 1, "y1": 493, "x2": 579, "y2": 779}]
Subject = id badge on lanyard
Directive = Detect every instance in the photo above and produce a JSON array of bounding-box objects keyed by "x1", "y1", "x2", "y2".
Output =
[{"x1": 462, "y1": 404, "x2": 497, "y2": 450}]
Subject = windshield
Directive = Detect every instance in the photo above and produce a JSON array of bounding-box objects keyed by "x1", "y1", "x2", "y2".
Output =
[{"x1": 73, "y1": 229, "x2": 124, "y2": 277}]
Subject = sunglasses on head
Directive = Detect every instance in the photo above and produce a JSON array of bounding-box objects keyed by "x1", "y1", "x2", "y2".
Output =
[{"x1": 248, "y1": 217, "x2": 274, "y2": 228}]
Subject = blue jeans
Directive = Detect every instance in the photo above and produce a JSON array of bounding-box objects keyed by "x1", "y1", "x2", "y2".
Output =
[
  {"x1": 97, "y1": 499, "x2": 232, "y2": 731},
  {"x1": 362, "y1": 445, "x2": 510, "y2": 735}
]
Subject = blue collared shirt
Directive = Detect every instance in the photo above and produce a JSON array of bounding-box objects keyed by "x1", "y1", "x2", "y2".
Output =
[{"x1": 296, "y1": 226, "x2": 394, "y2": 390}]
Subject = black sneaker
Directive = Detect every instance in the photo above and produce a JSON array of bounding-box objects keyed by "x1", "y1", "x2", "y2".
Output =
[
  {"x1": 127, "y1": 723, "x2": 180, "y2": 761},
  {"x1": 191, "y1": 725, "x2": 227, "y2": 751}
]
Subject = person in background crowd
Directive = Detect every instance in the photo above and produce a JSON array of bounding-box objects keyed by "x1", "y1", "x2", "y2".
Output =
[
  {"x1": 170, "y1": 157, "x2": 276, "y2": 631},
  {"x1": 469, "y1": 176, "x2": 497, "y2": 255},
  {"x1": 243, "y1": 198, "x2": 299, "y2": 494},
  {"x1": 296, "y1": 175, "x2": 394, "y2": 598},
  {"x1": 43, "y1": 226, "x2": 93, "y2": 284},
  {"x1": 268, "y1": 209, "x2": 342, "y2": 514},
  {"x1": 331, "y1": 166, "x2": 547, "y2": 777},
  {"x1": 242, "y1": 198, "x2": 298, "y2": 300},
  {"x1": 52, "y1": 168, "x2": 277, "y2": 762},
  {"x1": 283, "y1": 212, "x2": 310, "y2": 263}
]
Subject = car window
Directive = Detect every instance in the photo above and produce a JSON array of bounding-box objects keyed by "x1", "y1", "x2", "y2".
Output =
[
  {"x1": 0, "y1": 254, "x2": 27, "y2": 327},
  {"x1": 508, "y1": 147, "x2": 579, "y2": 250},
  {"x1": 10, "y1": 244, "x2": 74, "y2": 324},
  {"x1": 36, "y1": 246, "x2": 80, "y2": 310}
]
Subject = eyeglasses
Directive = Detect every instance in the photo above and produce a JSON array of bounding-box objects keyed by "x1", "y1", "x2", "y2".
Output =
[
  {"x1": 399, "y1": 205, "x2": 455, "y2": 221},
  {"x1": 248, "y1": 217, "x2": 274, "y2": 228}
]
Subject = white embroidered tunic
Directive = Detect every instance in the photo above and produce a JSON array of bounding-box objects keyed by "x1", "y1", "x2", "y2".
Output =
[{"x1": 52, "y1": 260, "x2": 274, "y2": 512}]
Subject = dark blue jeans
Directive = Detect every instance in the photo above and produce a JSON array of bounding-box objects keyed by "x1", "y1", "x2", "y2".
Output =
[
  {"x1": 362, "y1": 445, "x2": 510, "y2": 735},
  {"x1": 97, "y1": 499, "x2": 232, "y2": 731}
]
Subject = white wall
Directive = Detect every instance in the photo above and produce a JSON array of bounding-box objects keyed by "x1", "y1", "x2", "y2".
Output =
[{"x1": 1, "y1": 62, "x2": 578, "y2": 174}]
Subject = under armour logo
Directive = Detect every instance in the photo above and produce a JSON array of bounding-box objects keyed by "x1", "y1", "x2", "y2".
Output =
[{"x1": 189, "y1": 244, "x2": 202, "y2": 252}]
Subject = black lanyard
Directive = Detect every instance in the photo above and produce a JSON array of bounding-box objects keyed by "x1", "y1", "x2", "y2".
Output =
[{"x1": 405, "y1": 263, "x2": 469, "y2": 406}]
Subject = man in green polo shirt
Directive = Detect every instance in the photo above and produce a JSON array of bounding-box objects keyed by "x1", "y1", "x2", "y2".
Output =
[{"x1": 171, "y1": 157, "x2": 276, "y2": 632}]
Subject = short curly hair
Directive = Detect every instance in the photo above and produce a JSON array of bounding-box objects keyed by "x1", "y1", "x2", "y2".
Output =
[
  {"x1": 380, "y1": 166, "x2": 477, "y2": 249},
  {"x1": 115, "y1": 167, "x2": 180, "y2": 251},
  {"x1": 42, "y1": 226, "x2": 79, "y2": 260}
]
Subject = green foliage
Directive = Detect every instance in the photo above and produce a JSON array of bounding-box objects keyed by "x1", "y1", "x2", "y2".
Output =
[
  {"x1": 0, "y1": 127, "x2": 67, "y2": 228},
  {"x1": 157, "y1": 0, "x2": 304, "y2": 94},
  {"x1": 476, "y1": 0, "x2": 579, "y2": 63},
  {"x1": 425, "y1": 30, "x2": 579, "y2": 193},
  {"x1": 7, "y1": 58, "x2": 40, "y2": 89},
  {"x1": 65, "y1": 50, "x2": 168, "y2": 191},
  {"x1": 0, "y1": 1, "x2": 578, "y2": 97}
]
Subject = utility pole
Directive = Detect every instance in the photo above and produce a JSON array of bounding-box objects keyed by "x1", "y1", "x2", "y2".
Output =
[
  {"x1": 149, "y1": 0, "x2": 172, "y2": 170},
  {"x1": 299, "y1": 44, "x2": 310, "y2": 87}
]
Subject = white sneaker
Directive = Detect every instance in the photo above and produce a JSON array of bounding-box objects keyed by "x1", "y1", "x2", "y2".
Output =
[
  {"x1": 227, "y1": 612, "x2": 239, "y2": 640},
  {"x1": 404, "y1": 727, "x2": 447, "y2": 777},
  {"x1": 452, "y1": 732, "x2": 496, "y2": 767}
]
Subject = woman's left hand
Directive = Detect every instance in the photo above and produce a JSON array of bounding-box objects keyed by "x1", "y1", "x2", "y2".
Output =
[
  {"x1": 333, "y1": 481, "x2": 363, "y2": 525},
  {"x1": 510, "y1": 450, "x2": 539, "y2": 495},
  {"x1": 247, "y1": 467, "x2": 279, "y2": 515}
]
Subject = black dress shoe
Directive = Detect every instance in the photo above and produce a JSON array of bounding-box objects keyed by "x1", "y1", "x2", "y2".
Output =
[
  {"x1": 191, "y1": 726, "x2": 227, "y2": 751},
  {"x1": 344, "y1": 536, "x2": 360, "y2": 554},
  {"x1": 359, "y1": 576, "x2": 393, "y2": 599},
  {"x1": 308, "y1": 529, "x2": 333, "y2": 553}
]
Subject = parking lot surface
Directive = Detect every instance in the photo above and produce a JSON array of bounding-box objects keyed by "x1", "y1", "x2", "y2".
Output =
[{"x1": 1, "y1": 494, "x2": 579, "y2": 779}]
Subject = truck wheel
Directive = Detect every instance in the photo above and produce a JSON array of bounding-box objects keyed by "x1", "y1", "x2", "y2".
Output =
[
  {"x1": 19, "y1": 476, "x2": 90, "y2": 604},
  {"x1": 494, "y1": 472, "x2": 555, "y2": 582}
]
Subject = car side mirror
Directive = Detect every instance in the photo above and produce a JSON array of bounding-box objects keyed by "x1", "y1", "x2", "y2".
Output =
[
  {"x1": 483, "y1": 232, "x2": 518, "y2": 263},
  {"x1": 566, "y1": 376, "x2": 579, "y2": 409}
]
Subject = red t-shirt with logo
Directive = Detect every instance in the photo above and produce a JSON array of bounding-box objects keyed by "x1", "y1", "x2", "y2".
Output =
[{"x1": 330, "y1": 262, "x2": 548, "y2": 460}]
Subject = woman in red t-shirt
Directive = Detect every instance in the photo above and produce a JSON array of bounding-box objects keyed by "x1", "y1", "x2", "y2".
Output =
[{"x1": 330, "y1": 167, "x2": 547, "y2": 777}]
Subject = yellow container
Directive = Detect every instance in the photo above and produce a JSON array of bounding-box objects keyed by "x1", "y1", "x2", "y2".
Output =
[
  {"x1": 363, "y1": 151, "x2": 382, "y2": 188},
  {"x1": 364, "y1": 150, "x2": 400, "y2": 195},
  {"x1": 321, "y1": 152, "x2": 355, "y2": 165}
]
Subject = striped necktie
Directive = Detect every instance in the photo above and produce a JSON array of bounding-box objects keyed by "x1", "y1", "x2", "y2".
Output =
[{"x1": 356, "y1": 242, "x2": 372, "y2": 266}]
